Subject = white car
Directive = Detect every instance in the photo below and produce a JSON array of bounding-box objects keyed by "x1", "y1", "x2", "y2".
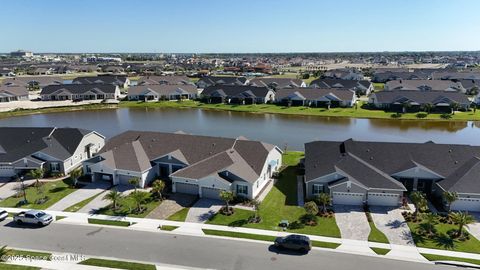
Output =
[
  {"x1": 14, "y1": 210, "x2": 53, "y2": 226},
  {"x1": 0, "y1": 209, "x2": 7, "y2": 221}
]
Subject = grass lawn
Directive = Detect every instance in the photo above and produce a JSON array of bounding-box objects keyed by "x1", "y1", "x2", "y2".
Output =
[
  {"x1": 421, "y1": 253, "x2": 480, "y2": 266},
  {"x1": 0, "y1": 103, "x2": 117, "y2": 119},
  {"x1": 408, "y1": 222, "x2": 480, "y2": 253},
  {"x1": 371, "y1": 247, "x2": 391, "y2": 255},
  {"x1": 373, "y1": 83, "x2": 385, "y2": 91},
  {"x1": 0, "y1": 264, "x2": 40, "y2": 270},
  {"x1": 0, "y1": 178, "x2": 77, "y2": 210},
  {"x1": 64, "y1": 191, "x2": 106, "y2": 212},
  {"x1": 166, "y1": 208, "x2": 190, "y2": 222},
  {"x1": 368, "y1": 221, "x2": 389, "y2": 243},
  {"x1": 79, "y1": 258, "x2": 156, "y2": 270},
  {"x1": 56, "y1": 216, "x2": 66, "y2": 221},
  {"x1": 207, "y1": 152, "x2": 341, "y2": 238},
  {"x1": 94, "y1": 192, "x2": 161, "y2": 218},
  {"x1": 87, "y1": 218, "x2": 132, "y2": 227},
  {"x1": 119, "y1": 100, "x2": 480, "y2": 121},
  {"x1": 312, "y1": 241, "x2": 340, "y2": 249},
  {"x1": 160, "y1": 225, "x2": 178, "y2": 231}
]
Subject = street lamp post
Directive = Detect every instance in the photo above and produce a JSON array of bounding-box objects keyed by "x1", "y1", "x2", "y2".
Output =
[{"x1": 20, "y1": 175, "x2": 27, "y2": 204}]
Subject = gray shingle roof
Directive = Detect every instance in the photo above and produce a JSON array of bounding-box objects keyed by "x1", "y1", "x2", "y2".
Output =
[
  {"x1": 137, "y1": 76, "x2": 193, "y2": 86},
  {"x1": 309, "y1": 79, "x2": 371, "y2": 90},
  {"x1": 249, "y1": 78, "x2": 303, "y2": 89},
  {"x1": 72, "y1": 75, "x2": 127, "y2": 86},
  {"x1": 127, "y1": 85, "x2": 197, "y2": 96},
  {"x1": 275, "y1": 87, "x2": 355, "y2": 101},
  {"x1": 201, "y1": 85, "x2": 271, "y2": 99},
  {"x1": 372, "y1": 90, "x2": 469, "y2": 105},
  {"x1": 385, "y1": 80, "x2": 465, "y2": 92},
  {"x1": 41, "y1": 84, "x2": 117, "y2": 95}
]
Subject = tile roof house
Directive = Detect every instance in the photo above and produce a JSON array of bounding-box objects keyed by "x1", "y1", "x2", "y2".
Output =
[
  {"x1": 369, "y1": 90, "x2": 470, "y2": 112},
  {"x1": 385, "y1": 80, "x2": 467, "y2": 93},
  {"x1": 40, "y1": 84, "x2": 120, "y2": 101},
  {"x1": 0, "y1": 127, "x2": 105, "y2": 179},
  {"x1": 275, "y1": 87, "x2": 357, "y2": 107},
  {"x1": 309, "y1": 78, "x2": 373, "y2": 95},
  {"x1": 0, "y1": 86, "x2": 29, "y2": 102},
  {"x1": 127, "y1": 85, "x2": 198, "y2": 101},
  {"x1": 201, "y1": 85, "x2": 275, "y2": 104},
  {"x1": 196, "y1": 76, "x2": 248, "y2": 89},
  {"x1": 305, "y1": 139, "x2": 480, "y2": 211},
  {"x1": 248, "y1": 78, "x2": 306, "y2": 90},
  {"x1": 83, "y1": 131, "x2": 282, "y2": 200},
  {"x1": 72, "y1": 75, "x2": 129, "y2": 88},
  {"x1": 137, "y1": 75, "x2": 194, "y2": 86}
]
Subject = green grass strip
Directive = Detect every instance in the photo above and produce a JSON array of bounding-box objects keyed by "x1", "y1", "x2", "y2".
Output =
[
  {"x1": 87, "y1": 218, "x2": 132, "y2": 227},
  {"x1": 159, "y1": 225, "x2": 178, "y2": 231},
  {"x1": 421, "y1": 253, "x2": 480, "y2": 266},
  {"x1": 371, "y1": 247, "x2": 391, "y2": 255},
  {"x1": 79, "y1": 258, "x2": 156, "y2": 270}
]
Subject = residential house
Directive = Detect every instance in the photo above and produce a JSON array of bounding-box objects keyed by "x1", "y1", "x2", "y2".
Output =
[
  {"x1": 127, "y1": 85, "x2": 198, "y2": 101},
  {"x1": 431, "y1": 71, "x2": 480, "y2": 80},
  {"x1": 457, "y1": 79, "x2": 480, "y2": 95},
  {"x1": 201, "y1": 85, "x2": 275, "y2": 104},
  {"x1": 40, "y1": 84, "x2": 120, "y2": 101},
  {"x1": 137, "y1": 75, "x2": 194, "y2": 86},
  {"x1": 275, "y1": 87, "x2": 357, "y2": 107},
  {"x1": 0, "y1": 127, "x2": 105, "y2": 178},
  {"x1": 309, "y1": 79, "x2": 373, "y2": 95},
  {"x1": 323, "y1": 69, "x2": 364, "y2": 80},
  {"x1": 372, "y1": 71, "x2": 431, "y2": 83},
  {"x1": 368, "y1": 90, "x2": 470, "y2": 112},
  {"x1": 248, "y1": 78, "x2": 305, "y2": 90},
  {"x1": 0, "y1": 86, "x2": 29, "y2": 102},
  {"x1": 385, "y1": 80, "x2": 467, "y2": 93},
  {"x1": 2, "y1": 76, "x2": 64, "y2": 90},
  {"x1": 196, "y1": 76, "x2": 248, "y2": 89},
  {"x1": 305, "y1": 139, "x2": 480, "y2": 211},
  {"x1": 83, "y1": 131, "x2": 282, "y2": 200},
  {"x1": 72, "y1": 75, "x2": 130, "y2": 88}
]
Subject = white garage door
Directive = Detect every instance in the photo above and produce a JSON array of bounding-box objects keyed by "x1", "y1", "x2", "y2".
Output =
[
  {"x1": 201, "y1": 187, "x2": 222, "y2": 200},
  {"x1": 368, "y1": 193, "x2": 400, "y2": 207},
  {"x1": 332, "y1": 192, "x2": 364, "y2": 205},
  {"x1": 118, "y1": 174, "x2": 135, "y2": 185},
  {"x1": 175, "y1": 182, "x2": 199, "y2": 195},
  {"x1": 451, "y1": 198, "x2": 480, "y2": 212},
  {"x1": 0, "y1": 166, "x2": 15, "y2": 177}
]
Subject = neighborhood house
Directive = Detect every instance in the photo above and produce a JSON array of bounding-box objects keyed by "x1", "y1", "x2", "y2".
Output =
[
  {"x1": 201, "y1": 85, "x2": 275, "y2": 104},
  {"x1": 127, "y1": 85, "x2": 198, "y2": 101},
  {"x1": 0, "y1": 86, "x2": 29, "y2": 103},
  {"x1": 275, "y1": 87, "x2": 357, "y2": 107},
  {"x1": 83, "y1": 131, "x2": 282, "y2": 200},
  {"x1": 40, "y1": 84, "x2": 120, "y2": 101}
]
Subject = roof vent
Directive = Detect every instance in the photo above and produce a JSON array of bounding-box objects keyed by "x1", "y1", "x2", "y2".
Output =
[
  {"x1": 366, "y1": 149, "x2": 370, "y2": 152},
  {"x1": 449, "y1": 149, "x2": 452, "y2": 153},
  {"x1": 454, "y1": 161, "x2": 458, "y2": 164},
  {"x1": 370, "y1": 157, "x2": 374, "y2": 160}
]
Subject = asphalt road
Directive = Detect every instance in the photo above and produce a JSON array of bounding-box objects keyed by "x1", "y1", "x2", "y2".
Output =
[{"x1": 0, "y1": 220, "x2": 449, "y2": 270}]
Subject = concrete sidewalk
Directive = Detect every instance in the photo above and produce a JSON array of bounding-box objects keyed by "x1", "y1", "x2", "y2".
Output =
[{"x1": 3, "y1": 206, "x2": 480, "y2": 264}]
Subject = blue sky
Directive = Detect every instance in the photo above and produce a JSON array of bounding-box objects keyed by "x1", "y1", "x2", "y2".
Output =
[{"x1": 1, "y1": 0, "x2": 479, "y2": 53}]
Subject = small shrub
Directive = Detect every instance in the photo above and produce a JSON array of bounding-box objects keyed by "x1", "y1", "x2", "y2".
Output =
[
  {"x1": 391, "y1": 113, "x2": 402, "y2": 118},
  {"x1": 300, "y1": 214, "x2": 318, "y2": 226},
  {"x1": 416, "y1": 113, "x2": 427, "y2": 119},
  {"x1": 248, "y1": 216, "x2": 262, "y2": 224},
  {"x1": 440, "y1": 113, "x2": 452, "y2": 119},
  {"x1": 288, "y1": 221, "x2": 305, "y2": 230},
  {"x1": 220, "y1": 206, "x2": 234, "y2": 216}
]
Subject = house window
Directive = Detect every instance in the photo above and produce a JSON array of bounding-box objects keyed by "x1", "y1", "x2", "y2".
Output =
[
  {"x1": 50, "y1": 162, "x2": 60, "y2": 172},
  {"x1": 312, "y1": 184, "x2": 323, "y2": 195},
  {"x1": 237, "y1": 185, "x2": 248, "y2": 195}
]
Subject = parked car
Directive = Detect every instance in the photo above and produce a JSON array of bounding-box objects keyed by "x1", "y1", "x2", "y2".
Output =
[
  {"x1": 274, "y1": 234, "x2": 312, "y2": 253},
  {"x1": 13, "y1": 210, "x2": 53, "y2": 226},
  {"x1": 0, "y1": 209, "x2": 8, "y2": 221}
]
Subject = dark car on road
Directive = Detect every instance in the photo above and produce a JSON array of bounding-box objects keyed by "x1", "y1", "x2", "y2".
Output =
[{"x1": 274, "y1": 234, "x2": 312, "y2": 253}]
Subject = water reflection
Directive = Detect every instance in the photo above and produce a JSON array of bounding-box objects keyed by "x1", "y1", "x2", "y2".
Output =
[{"x1": 0, "y1": 107, "x2": 479, "y2": 150}]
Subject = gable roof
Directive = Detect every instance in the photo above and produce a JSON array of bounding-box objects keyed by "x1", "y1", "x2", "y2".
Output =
[
  {"x1": 275, "y1": 87, "x2": 355, "y2": 101},
  {"x1": 72, "y1": 75, "x2": 127, "y2": 85},
  {"x1": 127, "y1": 85, "x2": 197, "y2": 96},
  {"x1": 196, "y1": 76, "x2": 247, "y2": 87},
  {"x1": 309, "y1": 79, "x2": 371, "y2": 90},
  {"x1": 202, "y1": 85, "x2": 271, "y2": 99},
  {"x1": 249, "y1": 78, "x2": 304, "y2": 89},
  {"x1": 40, "y1": 84, "x2": 117, "y2": 95},
  {"x1": 137, "y1": 76, "x2": 193, "y2": 86},
  {"x1": 2, "y1": 76, "x2": 63, "y2": 88},
  {"x1": 0, "y1": 86, "x2": 28, "y2": 97},
  {"x1": 385, "y1": 80, "x2": 465, "y2": 91},
  {"x1": 372, "y1": 90, "x2": 469, "y2": 105}
]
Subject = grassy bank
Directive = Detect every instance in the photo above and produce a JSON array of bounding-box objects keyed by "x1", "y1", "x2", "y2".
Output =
[
  {"x1": 119, "y1": 100, "x2": 480, "y2": 121},
  {"x1": 79, "y1": 258, "x2": 156, "y2": 270},
  {"x1": 0, "y1": 104, "x2": 117, "y2": 119}
]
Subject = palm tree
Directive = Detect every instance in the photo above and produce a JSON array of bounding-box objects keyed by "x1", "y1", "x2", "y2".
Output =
[
  {"x1": 410, "y1": 191, "x2": 427, "y2": 218},
  {"x1": 69, "y1": 168, "x2": 83, "y2": 188},
  {"x1": 402, "y1": 102, "x2": 411, "y2": 113},
  {"x1": 219, "y1": 190, "x2": 234, "y2": 214},
  {"x1": 28, "y1": 168, "x2": 44, "y2": 192},
  {"x1": 443, "y1": 191, "x2": 458, "y2": 212},
  {"x1": 424, "y1": 103, "x2": 433, "y2": 114},
  {"x1": 130, "y1": 191, "x2": 149, "y2": 213},
  {"x1": 103, "y1": 189, "x2": 123, "y2": 210},
  {"x1": 316, "y1": 193, "x2": 331, "y2": 214},
  {"x1": 0, "y1": 245, "x2": 12, "y2": 262},
  {"x1": 151, "y1": 180, "x2": 166, "y2": 200},
  {"x1": 421, "y1": 213, "x2": 438, "y2": 236},
  {"x1": 449, "y1": 212, "x2": 475, "y2": 238},
  {"x1": 128, "y1": 177, "x2": 139, "y2": 192},
  {"x1": 450, "y1": 102, "x2": 460, "y2": 115}
]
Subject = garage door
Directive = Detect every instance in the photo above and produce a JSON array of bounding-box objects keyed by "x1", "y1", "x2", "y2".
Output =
[
  {"x1": 368, "y1": 193, "x2": 400, "y2": 207},
  {"x1": 451, "y1": 198, "x2": 480, "y2": 212},
  {"x1": 175, "y1": 182, "x2": 199, "y2": 195},
  {"x1": 118, "y1": 174, "x2": 136, "y2": 185},
  {"x1": 0, "y1": 166, "x2": 15, "y2": 177},
  {"x1": 201, "y1": 187, "x2": 222, "y2": 200},
  {"x1": 332, "y1": 192, "x2": 364, "y2": 205}
]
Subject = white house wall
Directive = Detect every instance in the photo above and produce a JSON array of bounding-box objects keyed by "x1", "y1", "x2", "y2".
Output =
[{"x1": 63, "y1": 132, "x2": 105, "y2": 174}]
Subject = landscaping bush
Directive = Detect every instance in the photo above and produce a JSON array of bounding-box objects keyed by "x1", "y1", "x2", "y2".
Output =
[
  {"x1": 288, "y1": 220, "x2": 305, "y2": 230},
  {"x1": 300, "y1": 214, "x2": 318, "y2": 226},
  {"x1": 220, "y1": 206, "x2": 234, "y2": 216},
  {"x1": 416, "y1": 113, "x2": 428, "y2": 119},
  {"x1": 248, "y1": 215, "x2": 261, "y2": 224},
  {"x1": 440, "y1": 113, "x2": 452, "y2": 119},
  {"x1": 35, "y1": 196, "x2": 49, "y2": 205},
  {"x1": 390, "y1": 112, "x2": 402, "y2": 118},
  {"x1": 447, "y1": 229, "x2": 470, "y2": 241}
]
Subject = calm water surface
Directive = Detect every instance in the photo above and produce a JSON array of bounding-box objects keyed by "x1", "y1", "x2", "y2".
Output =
[{"x1": 1, "y1": 108, "x2": 479, "y2": 150}]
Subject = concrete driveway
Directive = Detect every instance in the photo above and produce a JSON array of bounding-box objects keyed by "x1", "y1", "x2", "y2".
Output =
[
  {"x1": 47, "y1": 181, "x2": 111, "y2": 211},
  {"x1": 467, "y1": 212, "x2": 480, "y2": 240},
  {"x1": 78, "y1": 184, "x2": 133, "y2": 214},
  {"x1": 185, "y1": 199, "x2": 222, "y2": 223},
  {"x1": 0, "y1": 179, "x2": 36, "y2": 200},
  {"x1": 147, "y1": 193, "x2": 197, "y2": 220},
  {"x1": 334, "y1": 205, "x2": 370, "y2": 241},
  {"x1": 370, "y1": 206, "x2": 414, "y2": 246}
]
